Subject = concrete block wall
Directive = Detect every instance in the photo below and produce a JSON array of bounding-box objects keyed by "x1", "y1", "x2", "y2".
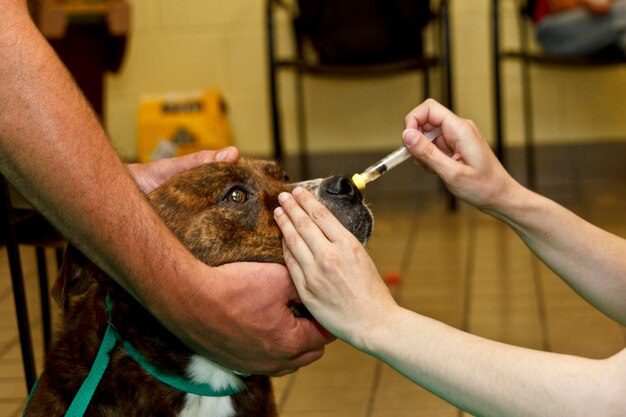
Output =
[{"x1": 104, "y1": 0, "x2": 626, "y2": 161}]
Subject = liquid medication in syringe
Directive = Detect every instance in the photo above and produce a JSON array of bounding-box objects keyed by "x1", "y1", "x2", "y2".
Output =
[{"x1": 351, "y1": 128, "x2": 441, "y2": 190}]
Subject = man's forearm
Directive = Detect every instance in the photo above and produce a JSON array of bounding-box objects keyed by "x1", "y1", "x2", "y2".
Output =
[{"x1": 0, "y1": 2, "x2": 200, "y2": 309}]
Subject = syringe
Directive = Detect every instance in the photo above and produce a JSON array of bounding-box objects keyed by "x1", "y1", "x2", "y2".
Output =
[{"x1": 351, "y1": 127, "x2": 441, "y2": 190}]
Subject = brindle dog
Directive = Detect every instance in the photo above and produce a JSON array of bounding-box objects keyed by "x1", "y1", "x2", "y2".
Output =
[{"x1": 24, "y1": 158, "x2": 373, "y2": 417}]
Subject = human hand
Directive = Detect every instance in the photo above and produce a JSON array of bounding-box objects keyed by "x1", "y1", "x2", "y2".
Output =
[
  {"x1": 161, "y1": 259, "x2": 333, "y2": 376},
  {"x1": 402, "y1": 99, "x2": 521, "y2": 211},
  {"x1": 127, "y1": 147, "x2": 239, "y2": 194},
  {"x1": 274, "y1": 187, "x2": 400, "y2": 351}
]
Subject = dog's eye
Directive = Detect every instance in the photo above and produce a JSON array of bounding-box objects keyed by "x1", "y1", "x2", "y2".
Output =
[{"x1": 225, "y1": 187, "x2": 248, "y2": 204}]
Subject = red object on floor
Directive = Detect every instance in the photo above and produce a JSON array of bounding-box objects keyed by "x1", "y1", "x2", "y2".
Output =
[{"x1": 384, "y1": 272, "x2": 402, "y2": 285}]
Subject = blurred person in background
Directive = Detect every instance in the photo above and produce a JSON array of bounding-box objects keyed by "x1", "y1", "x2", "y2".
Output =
[{"x1": 532, "y1": 0, "x2": 626, "y2": 57}]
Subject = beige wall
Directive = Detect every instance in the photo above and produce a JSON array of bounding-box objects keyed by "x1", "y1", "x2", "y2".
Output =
[{"x1": 105, "y1": 0, "x2": 626, "y2": 161}]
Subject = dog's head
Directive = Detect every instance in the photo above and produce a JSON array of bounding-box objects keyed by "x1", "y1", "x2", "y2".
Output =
[
  {"x1": 147, "y1": 158, "x2": 372, "y2": 267},
  {"x1": 54, "y1": 158, "x2": 372, "y2": 305},
  {"x1": 42, "y1": 158, "x2": 373, "y2": 417}
]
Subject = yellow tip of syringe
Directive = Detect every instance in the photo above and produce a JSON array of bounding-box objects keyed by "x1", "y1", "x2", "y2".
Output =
[
  {"x1": 351, "y1": 173, "x2": 367, "y2": 190},
  {"x1": 352, "y1": 128, "x2": 441, "y2": 190}
]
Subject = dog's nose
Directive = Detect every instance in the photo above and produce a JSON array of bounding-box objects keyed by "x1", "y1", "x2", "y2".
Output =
[{"x1": 321, "y1": 175, "x2": 362, "y2": 204}]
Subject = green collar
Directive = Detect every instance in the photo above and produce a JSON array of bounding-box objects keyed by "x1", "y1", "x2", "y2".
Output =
[{"x1": 25, "y1": 294, "x2": 243, "y2": 417}]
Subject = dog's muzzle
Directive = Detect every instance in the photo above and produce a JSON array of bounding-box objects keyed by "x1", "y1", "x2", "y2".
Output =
[{"x1": 296, "y1": 174, "x2": 373, "y2": 245}]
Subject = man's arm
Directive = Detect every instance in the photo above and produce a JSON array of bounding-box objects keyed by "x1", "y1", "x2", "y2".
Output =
[
  {"x1": 0, "y1": 0, "x2": 330, "y2": 374},
  {"x1": 0, "y1": 0, "x2": 164, "y2": 306}
]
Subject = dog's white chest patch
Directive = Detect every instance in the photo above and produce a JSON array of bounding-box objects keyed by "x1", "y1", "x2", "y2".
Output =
[
  {"x1": 178, "y1": 394, "x2": 235, "y2": 417},
  {"x1": 176, "y1": 355, "x2": 242, "y2": 417}
]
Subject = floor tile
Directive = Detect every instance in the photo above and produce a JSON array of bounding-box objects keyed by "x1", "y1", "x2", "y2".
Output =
[{"x1": 0, "y1": 400, "x2": 23, "y2": 417}]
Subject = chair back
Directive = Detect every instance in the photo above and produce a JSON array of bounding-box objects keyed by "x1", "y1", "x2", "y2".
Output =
[{"x1": 293, "y1": 0, "x2": 431, "y2": 65}]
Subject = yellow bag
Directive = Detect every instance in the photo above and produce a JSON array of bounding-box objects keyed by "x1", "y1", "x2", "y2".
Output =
[{"x1": 137, "y1": 90, "x2": 232, "y2": 163}]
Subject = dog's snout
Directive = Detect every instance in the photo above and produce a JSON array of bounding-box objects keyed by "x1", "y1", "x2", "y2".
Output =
[
  {"x1": 294, "y1": 173, "x2": 372, "y2": 244},
  {"x1": 321, "y1": 175, "x2": 362, "y2": 204}
]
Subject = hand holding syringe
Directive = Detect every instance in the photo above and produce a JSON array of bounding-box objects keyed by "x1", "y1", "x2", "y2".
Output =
[{"x1": 351, "y1": 128, "x2": 441, "y2": 190}]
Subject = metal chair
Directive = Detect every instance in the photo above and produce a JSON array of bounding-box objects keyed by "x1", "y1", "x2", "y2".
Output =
[
  {"x1": 266, "y1": 0, "x2": 454, "y2": 181},
  {"x1": 1, "y1": 178, "x2": 65, "y2": 392},
  {"x1": 491, "y1": 0, "x2": 626, "y2": 189}
]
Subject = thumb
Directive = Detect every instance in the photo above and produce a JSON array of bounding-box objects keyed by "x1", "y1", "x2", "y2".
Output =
[
  {"x1": 402, "y1": 129, "x2": 457, "y2": 178},
  {"x1": 194, "y1": 146, "x2": 239, "y2": 165}
]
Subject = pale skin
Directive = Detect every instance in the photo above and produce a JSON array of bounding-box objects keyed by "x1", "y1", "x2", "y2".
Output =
[
  {"x1": 274, "y1": 99, "x2": 626, "y2": 416},
  {"x1": 0, "y1": 0, "x2": 330, "y2": 376}
]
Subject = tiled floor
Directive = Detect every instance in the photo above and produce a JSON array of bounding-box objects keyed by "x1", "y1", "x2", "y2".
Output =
[{"x1": 1, "y1": 180, "x2": 625, "y2": 417}]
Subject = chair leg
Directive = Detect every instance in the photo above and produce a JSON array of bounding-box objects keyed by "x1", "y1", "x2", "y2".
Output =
[
  {"x1": 268, "y1": 69, "x2": 284, "y2": 163},
  {"x1": 7, "y1": 245, "x2": 38, "y2": 392},
  {"x1": 1, "y1": 183, "x2": 37, "y2": 392},
  {"x1": 266, "y1": 2, "x2": 283, "y2": 163},
  {"x1": 441, "y1": 0, "x2": 454, "y2": 112},
  {"x1": 294, "y1": 69, "x2": 310, "y2": 180},
  {"x1": 55, "y1": 247, "x2": 64, "y2": 268},
  {"x1": 491, "y1": 0, "x2": 506, "y2": 164},
  {"x1": 36, "y1": 247, "x2": 52, "y2": 354},
  {"x1": 439, "y1": 3, "x2": 457, "y2": 212},
  {"x1": 520, "y1": 58, "x2": 537, "y2": 190},
  {"x1": 424, "y1": 58, "x2": 457, "y2": 212},
  {"x1": 519, "y1": 19, "x2": 537, "y2": 191},
  {"x1": 445, "y1": 188, "x2": 458, "y2": 211}
]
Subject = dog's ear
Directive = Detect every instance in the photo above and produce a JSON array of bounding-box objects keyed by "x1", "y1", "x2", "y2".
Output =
[{"x1": 51, "y1": 245, "x2": 98, "y2": 308}]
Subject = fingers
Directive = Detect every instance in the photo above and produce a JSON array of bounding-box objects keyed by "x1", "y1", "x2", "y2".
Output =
[
  {"x1": 281, "y1": 240, "x2": 307, "y2": 293},
  {"x1": 184, "y1": 146, "x2": 239, "y2": 170},
  {"x1": 402, "y1": 128, "x2": 461, "y2": 181},
  {"x1": 267, "y1": 270, "x2": 333, "y2": 376},
  {"x1": 274, "y1": 199, "x2": 317, "y2": 271},
  {"x1": 279, "y1": 187, "x2": 347, "y2": 243},
  {"x1": 276, "y1": 190, "x2": 327, "y2": 252},
  {"x1": 274, "y1": 187, "x2": 354, "y2": 300},
  {"x1": 160, "y1": 146, "x2": 240, "y2": 183},
  {"x1": 241, "y1": 316, "x2": 330, "y2": 376},
  {"x1": 207, "y1": 146, "x2": 240, "y2": 164},
  {"x1": 404, "y1": 98, "x2": 456, "y2": 131},
  {"x1": 127, "y1": 146, "x2": 240, "y2": 194},
  {"x1": 266, "y1": 332, "x2": 329, "y2": 376},
  {"x1": 402, "y1": 99, "x2": 481, "y2": 184},
  {"x1": 214, "y1": 261, "x2": 332, "y2": 375}
]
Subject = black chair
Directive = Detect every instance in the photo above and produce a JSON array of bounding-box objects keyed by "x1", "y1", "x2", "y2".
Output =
[
  {"x1": 1, "y1": 177, "x2": 65, "y2": 392},
  {"x1": 266, "y1": 0, "x2": 454, "y2": 182},
  {"x1": 491, "y1": 0, "x2": 626, "y2": 189}
]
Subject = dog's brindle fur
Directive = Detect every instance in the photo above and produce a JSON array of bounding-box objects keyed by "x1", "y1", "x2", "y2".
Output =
[{"x1": 25, "y1": 158, "x2": 372, "y2": 417}]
